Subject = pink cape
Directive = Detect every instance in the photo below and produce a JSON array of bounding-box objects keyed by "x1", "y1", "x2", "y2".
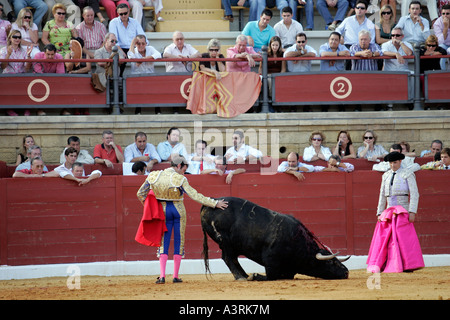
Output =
[
  {"x1": 135, "y1": 190, "x2": 167, "y2": 247},
  {"x1": 367, "y1": 205, "x2": 424, "y2": 273}
]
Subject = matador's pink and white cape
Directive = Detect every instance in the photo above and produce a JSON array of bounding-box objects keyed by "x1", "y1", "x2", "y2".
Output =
[{"x1": 367, "y1": 205, "x2": 425, "y2": 273}]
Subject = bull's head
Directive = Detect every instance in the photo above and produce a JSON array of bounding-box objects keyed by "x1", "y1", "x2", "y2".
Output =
[{"x1": 308, "y1": 249, "x2": 350, "y2": 279}]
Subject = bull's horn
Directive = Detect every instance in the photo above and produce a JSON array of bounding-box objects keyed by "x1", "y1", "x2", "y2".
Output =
[
  {"x1": 315, "y1": 252, "x2": 340, "y2": 260},
  {"x1": 338, "y1": 256, "x2": 351, "y2": 262}
]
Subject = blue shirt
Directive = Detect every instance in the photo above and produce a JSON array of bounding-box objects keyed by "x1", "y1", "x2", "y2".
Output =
[
  {"x1": 156, "y1": 141, "x2": 188, "y2": 161},
  {"x1": 124, "y1": 143, "x2": 161, "y2": 163},
  {"x1": 108, "y1": 17, "x2": 145, "y2": 49},
  {"x1": 335, "y1": 16, "x2": 375, "y2": 45},
  {"x1": 319, "y1": 43, "x2": 349, "y2": 71},
  {"x1": 394, "y1": 15, "x2": 430, "y2": 45},
  {"x1": 242, "y1": 21, "x2": 276, "y2": 50}
]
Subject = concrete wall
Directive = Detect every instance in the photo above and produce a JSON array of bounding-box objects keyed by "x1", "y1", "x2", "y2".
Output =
[{"x1": 0, "y1": 110, "x2": 449, "y2": 165}]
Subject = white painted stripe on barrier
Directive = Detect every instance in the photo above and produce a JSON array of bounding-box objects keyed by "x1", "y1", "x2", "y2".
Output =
[{"x1": 1, "y1": 255, "x2": 449, "y2": 280}]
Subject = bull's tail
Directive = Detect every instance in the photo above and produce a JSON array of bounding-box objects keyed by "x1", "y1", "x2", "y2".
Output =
[{"x1": 202, "y1": 228, "x2": 212, "y2": 276}]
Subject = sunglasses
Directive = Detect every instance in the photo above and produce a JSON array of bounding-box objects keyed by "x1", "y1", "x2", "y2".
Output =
[
  {"x1": 297, "y1": 40, "x2": 306, "y2": 43},
  {"x1": 312, "y1": 138, "x2": 322, "y2": 141},
  {"x1": 381, "y1": 11, "x2": 392, "y2": 15},
  {"x1": 56, "y1": 12, "x2": 66, "y2": 15},
  {"x1": 136, "y1": 42, "x2": 146, "y2": 45},
  {"x1": 391, "y1": 34, "x2": 402, "y2": 37},
  {"x1": 442, "y1": 12, "x2": 450, "y2": 15},
  {"x1": 24, "y1": 16, "x2": 32, "y2": 19},
  {"x1": 110, "y1": 39, "x2": 117, "y2": 43},
  {"x1": 119, "y1": 12, "x2": 129, "y2": 16},
  {"x1": 12, "y1": 35, "x2": 22, "y2": 39},
  {"x1": 355, "y1": 6, "x2": 366, "y2": 10},
  {"x1": 426, "y1": 44, "x2": 437, "y2": 47},
  {"x1": 364, "y1": 136, "x2": 374, "y2": 140},
  {"x1": 209, "y1": 48, "x2": 219, "y2": 52}
]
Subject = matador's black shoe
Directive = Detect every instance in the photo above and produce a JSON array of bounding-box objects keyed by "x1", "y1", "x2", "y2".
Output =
[
  {"x1": 173, "y1": 278, "x2": 183, "y2": 283},
  {"x1": 155, "y1": 277, "x2": 165, "y2": 284}
]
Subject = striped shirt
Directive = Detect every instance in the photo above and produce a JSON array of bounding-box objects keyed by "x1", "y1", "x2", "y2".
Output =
[
  {"x1": 350, "y1": 43, "x2": 382, "y2": 70},
  {"x1": 76, "y1": 21, "x2": 107, "y2": 51}
]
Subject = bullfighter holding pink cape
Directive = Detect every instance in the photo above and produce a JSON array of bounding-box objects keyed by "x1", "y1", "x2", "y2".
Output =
[{"x1": 367, "y1": 152, "x2": 425, "y2": 273}]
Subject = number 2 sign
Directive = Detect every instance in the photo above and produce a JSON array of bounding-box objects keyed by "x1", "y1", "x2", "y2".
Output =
[{"x1": 330, "y1": 76, "x2": 352, "y2": 99}]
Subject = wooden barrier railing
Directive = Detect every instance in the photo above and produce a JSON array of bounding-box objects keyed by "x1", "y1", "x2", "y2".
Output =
[{"x1": 0, "y1": 164, "x2": 449, "y2": 266}]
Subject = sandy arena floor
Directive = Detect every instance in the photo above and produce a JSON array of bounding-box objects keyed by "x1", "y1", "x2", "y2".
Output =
[{"x1": 0, "y1": 267, "x2": 449, "y2": 300}]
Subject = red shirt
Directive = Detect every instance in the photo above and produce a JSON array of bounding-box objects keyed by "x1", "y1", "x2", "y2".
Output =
[
  {"x1": 93, "y1": 143, "x2": 123, "y2": 163},
  {"x1": 18, "y1": 169, "x2": 48, "y2": 174}
]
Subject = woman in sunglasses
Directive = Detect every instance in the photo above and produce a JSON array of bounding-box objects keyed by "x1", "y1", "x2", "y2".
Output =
[
  {"x1": 11, "y1": 8, "x2": 40, "y2": 58},
  {"x1": 0, "y1": 30, "x2": 32, "y2": 116},
  {"x1": 199, "y1": 38, "x2": 226, "y2": 80},
  {"x1": 375, "y1": 5, "x2": 396, "y2": 45},
  {"x1": 303, "y1": 131, "x2": 332, "y2": 162},
  {"x1": 357, "y1": 129, "x2": 388, "y2": 161},
  {"x1": 41, "y1": 4, "x2": 78, "y2": 57},
  {"x1": 419, "y1": 35, "x2": 447, "y2": 73}
]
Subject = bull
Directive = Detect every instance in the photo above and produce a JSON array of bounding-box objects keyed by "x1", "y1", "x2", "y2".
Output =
[{"x1": 201, "y1": 197, "x2": 349, "y2": 280}]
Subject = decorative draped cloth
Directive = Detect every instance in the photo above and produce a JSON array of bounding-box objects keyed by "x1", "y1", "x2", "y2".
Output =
[
  {"x1": 186, "y1": 71, "x2": 261, "y2": 118},
  {"x1": 367, "y1": 205, "x2": 424, "y2": 273},
  {"x1": 135, "y1": 190, "x2": 167, "y2": 247}
]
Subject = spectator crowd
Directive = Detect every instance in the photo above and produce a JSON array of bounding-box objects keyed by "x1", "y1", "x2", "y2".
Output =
[{"x1": 10, "y1": 129, "x2": 449, "y2": 184}]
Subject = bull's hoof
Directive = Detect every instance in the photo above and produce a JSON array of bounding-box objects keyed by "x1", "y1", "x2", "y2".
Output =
[
  {"x1": 235, "y1": 276, "x2": 248, "y2": 281},
  {"x1": 248, "y1": 273, "x2": 267, "y2": 281}
]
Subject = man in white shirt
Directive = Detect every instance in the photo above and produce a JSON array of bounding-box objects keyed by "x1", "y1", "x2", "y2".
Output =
[
  {"x1": 381, "y1": 27, "x2": 413, "y2": 72},
  {"x1": 55, "y1": 147, "x2": 85, "y2": 178},
  {"x1": 127, "y1": 34, "x2": 161, "y2": 74},
  {"x1": 225, "y1": 130, "x2": 263, "y2": 163},
  {"x1": 277, "y1": 152, "x2": 314, "y2": 181},
  {"x1": 373, "y1": 144, "x2": 420, "y2": 172},
  {"x1": 59, "y1": 136, "x2": 94, "y2": 165},
  {"x1": 335, "y1": 0, "x2": 375, "y2": 47},
  {"x1": 186, "y1": 140, "x2": 215, "y2": 174},
  {"x1": 395, "y1": 1, "x2": 430, "y2": 46},
  {"x1": 124, "y1": 131, "x2": 161, "y2": 171},
  {"x1": 163, "y1": 31, "x2": 201, "y2": 72},
  {"x1": 274, "y1": 6, "x2": 303, "y2": 48},
  {"x1": 284, "y1": 32, "x2": 317, "y2": 72},
  {"x1": 64, "y1": 162, "x2": 102, "y2": 186}
]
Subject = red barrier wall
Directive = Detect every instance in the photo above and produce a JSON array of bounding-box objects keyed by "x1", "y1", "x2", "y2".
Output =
[
  {"x1": 0, "y1": 75, "x2": 106, "y2": 108},
  {"x1": 273, "y1": 72, "x2": 411, "y2": 104},
  {"x1": 0, "y1": 169, "x2": 449, "y2": 267}
]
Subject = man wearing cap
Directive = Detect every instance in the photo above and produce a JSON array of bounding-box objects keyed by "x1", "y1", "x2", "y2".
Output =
[
  {"x1": 376, "y1": 151, "x2": 419, "y2": 222},
  {"x1": 136, "y1": 156, "x2": 228, "y2": 284},
  {"x1": 367, "y1": 151, "x2": 424, "y2": 273}
]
